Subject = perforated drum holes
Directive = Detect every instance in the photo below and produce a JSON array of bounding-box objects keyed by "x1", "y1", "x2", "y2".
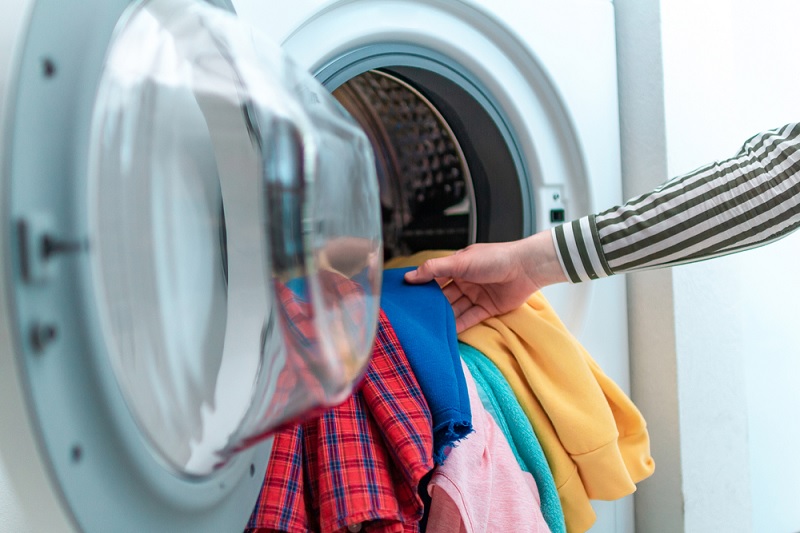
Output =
[{"x1": 334, "y1": 70, "x2": 474, "y2": 259}]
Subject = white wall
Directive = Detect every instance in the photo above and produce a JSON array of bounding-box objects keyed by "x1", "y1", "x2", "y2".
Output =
[{"x1": 617, "y1": 0, "x2": 800, "y2": 531}]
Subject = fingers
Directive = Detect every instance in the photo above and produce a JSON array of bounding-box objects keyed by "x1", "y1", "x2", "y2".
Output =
[
  {"x1": 402, "y1": 260, "x2": 487, "y2": 332},
  {"x1": 446, "y1": 288, "x2": 487, "y2": 333},
  {"x1": 398, "y1": 249, "x2": 492, "y2": 333},
  {"x1": 441, "y1": 281, "x2": 463, "y2": 305},
  {"x1": 450, "y1": 294, "x2": 474, "y2": 318},
  {"x1": 455, "y1": 306, "x2": 489, "y2": 333}
]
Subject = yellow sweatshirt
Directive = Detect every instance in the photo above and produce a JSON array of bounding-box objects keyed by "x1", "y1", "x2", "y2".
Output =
[{"x1": 385, "y1": 251, "x2": 655, "y2": 533}]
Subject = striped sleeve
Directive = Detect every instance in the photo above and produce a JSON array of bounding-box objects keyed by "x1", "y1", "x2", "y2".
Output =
[{"x1": 552, "y1": 122, "x2": 800, "y2": 283}]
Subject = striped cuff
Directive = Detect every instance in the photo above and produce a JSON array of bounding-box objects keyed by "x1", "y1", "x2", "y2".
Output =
[{"x1": 551, "y1": 216, "x2": 614, "y2": 283}]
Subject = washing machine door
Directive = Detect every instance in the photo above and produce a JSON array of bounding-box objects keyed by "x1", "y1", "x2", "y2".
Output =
[{"x1": 0, "y1": 0, "x2": 381, "y2": 530}]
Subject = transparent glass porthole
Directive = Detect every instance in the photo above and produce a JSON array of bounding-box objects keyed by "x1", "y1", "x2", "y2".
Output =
[{"x1": 87, "y1": 0, "x2": 382, "y2": 476}]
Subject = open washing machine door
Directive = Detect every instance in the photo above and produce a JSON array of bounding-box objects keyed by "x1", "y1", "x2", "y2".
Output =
[{"x1": 0, "y1": 0, "x2": 381, "y2": 530}]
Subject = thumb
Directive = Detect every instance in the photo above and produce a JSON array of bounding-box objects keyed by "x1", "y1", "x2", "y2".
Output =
[{"x1": 404, "y1": 257, "x2": 454, "y2": 284}]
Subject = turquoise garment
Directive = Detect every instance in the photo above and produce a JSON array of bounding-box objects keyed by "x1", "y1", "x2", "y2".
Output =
[
  {"x1": 471, "y1": 366, "x2": 528, "y2": 470},
  {"x1": 459, "y1": 342, "x2": 566, "y2": 533}
]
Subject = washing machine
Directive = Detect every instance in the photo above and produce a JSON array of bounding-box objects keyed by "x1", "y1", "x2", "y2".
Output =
[{"x1": 0, "y1": 0, "x2": 631, "y2": 532}]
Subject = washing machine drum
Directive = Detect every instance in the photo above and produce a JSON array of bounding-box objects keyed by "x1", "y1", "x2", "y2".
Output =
[
  {"x1": 2, "y1": 0, "x2": 381, "y2": 530},
  {"x1": 334, "y1": 71, "x2": 477, "y2": 260}
]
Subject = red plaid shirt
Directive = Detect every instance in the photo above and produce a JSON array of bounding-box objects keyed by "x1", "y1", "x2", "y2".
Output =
[
  {"x1": 226, "y1": 271, "x2": 372, "y2": 457},
  {"x1": 246, "y1": 311, "x2": 434, "y2": 533}
]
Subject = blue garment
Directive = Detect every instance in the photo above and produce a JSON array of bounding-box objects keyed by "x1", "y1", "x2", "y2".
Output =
[
  {"x1": 380, "y1": 267, "x2": 472, "y2": 465},
  {"x1": 459, "y1": 342, "x2": 566, "y2": 533}
]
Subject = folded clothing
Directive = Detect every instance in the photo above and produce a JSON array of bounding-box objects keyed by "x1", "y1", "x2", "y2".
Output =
[{"x1": 380, "y1": 267, "x2": 472, "y2": 465}]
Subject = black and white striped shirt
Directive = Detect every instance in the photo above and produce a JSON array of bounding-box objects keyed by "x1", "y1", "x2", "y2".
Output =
[{"x1": 552, "y1": 122, "x2": 800, "y2": 283}]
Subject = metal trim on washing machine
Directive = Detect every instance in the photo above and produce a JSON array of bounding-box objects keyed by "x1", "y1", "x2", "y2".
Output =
[{"x1": 315, "y1": 43, "x2": 534, "y2": 245}]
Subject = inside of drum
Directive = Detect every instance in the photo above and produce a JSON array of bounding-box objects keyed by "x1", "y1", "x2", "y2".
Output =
[{"x1": 333, "y1": 70, "x2": 476, "y2": 261}]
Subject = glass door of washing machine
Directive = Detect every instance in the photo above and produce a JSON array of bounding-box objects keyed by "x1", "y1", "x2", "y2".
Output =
[{"x1": 0, "y1": 0, "x2": 381, "y2": 530}]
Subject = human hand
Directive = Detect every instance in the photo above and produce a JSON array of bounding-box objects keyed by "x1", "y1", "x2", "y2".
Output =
[{"x1": 403, "y1": 230, "x2": 567, "y2": 332}]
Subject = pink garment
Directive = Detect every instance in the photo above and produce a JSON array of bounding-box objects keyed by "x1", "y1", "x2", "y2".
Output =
[{"x1": 426, "y1": 361, "x2": 551, "y2": 533}]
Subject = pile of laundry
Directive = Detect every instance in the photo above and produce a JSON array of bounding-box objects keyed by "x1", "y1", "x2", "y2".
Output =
[{"x1": 245, "y1": 252, "x2": 655, "y2": 533}]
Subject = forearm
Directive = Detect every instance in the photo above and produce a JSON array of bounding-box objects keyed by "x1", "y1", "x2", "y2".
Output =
[
  {"x1": 514, "y1": 230, "x2": 568, "y2": 288},
  {"x1": 551, "y1": 122, "x2": 800, "y2": 283}
]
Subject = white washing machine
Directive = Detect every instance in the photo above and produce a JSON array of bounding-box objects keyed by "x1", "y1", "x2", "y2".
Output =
[
  {"x1": 0, "y1": 0, "x2": 631, "y2": 531},
  {"x1": 228, "y1": 1, "x2": 632, "y2": 529}
]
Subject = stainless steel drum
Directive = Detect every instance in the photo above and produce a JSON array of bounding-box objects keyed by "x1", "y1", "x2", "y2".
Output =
[{"x1": 335, "y1": 70, "x2": 476, "y2": 260}]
